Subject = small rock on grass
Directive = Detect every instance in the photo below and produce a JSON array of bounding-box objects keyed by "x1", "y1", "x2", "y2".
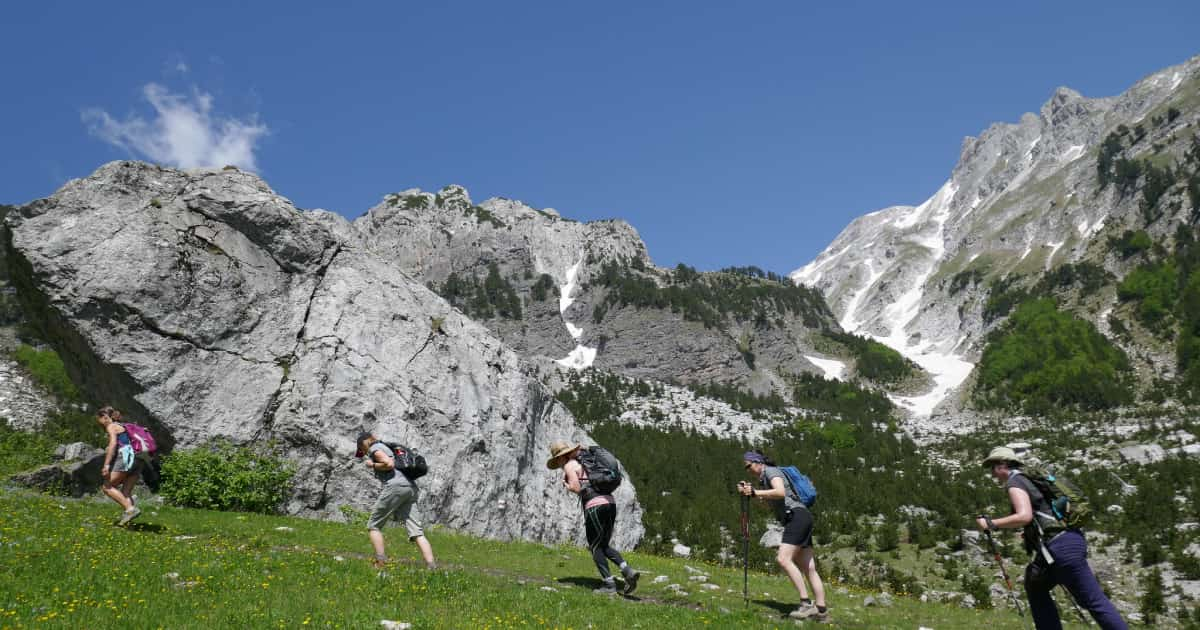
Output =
[
  {"x1": 652, "y1": 575, "x2": 670, "y2": 584},
  {"x1": 274, "y1": 526, "x2": 294, "y2": 532},
  {"x1": 379, "y1": 622, "x2": 411, "y2": 630},
  {"x1": 540, "y1": 586, "x2": 557, "y2": 592}
]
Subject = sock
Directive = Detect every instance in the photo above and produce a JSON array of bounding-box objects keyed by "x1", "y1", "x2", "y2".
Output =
[
  {"x1": 817, "y1": 606, "x2": 827, "y2": 613},
  {"x1": 619, "y1": 562, "x2": 629, "y2": 570},
  {"x1": 800, "y1": 598, "x2": 812, "y2": 606}
]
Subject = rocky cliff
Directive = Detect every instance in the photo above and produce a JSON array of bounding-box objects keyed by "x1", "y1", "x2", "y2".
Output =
[
  {"x1": 347, "y1": 186, "x2": 859, "y2": 396},
  {"x1": 793, "y1": 53, "x2": 1200, "y2": 422},
  {"x1": 5, "y1": 161, "x2": 643, "y2": 547}
]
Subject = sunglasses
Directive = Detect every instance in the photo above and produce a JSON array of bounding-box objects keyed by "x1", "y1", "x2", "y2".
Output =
[{"x1": 744, "y1": 463, "x2": 753, "y2": 470}]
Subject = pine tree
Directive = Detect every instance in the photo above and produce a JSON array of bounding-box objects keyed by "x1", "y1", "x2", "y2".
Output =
[{"x1": 1140, "y1": 567, "x2": 1166, "y2": 625}]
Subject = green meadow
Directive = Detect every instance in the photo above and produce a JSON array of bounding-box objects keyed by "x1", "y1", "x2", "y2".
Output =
[{"x1": 0, "y1": 489, "x2": 1088, "y2": 629}]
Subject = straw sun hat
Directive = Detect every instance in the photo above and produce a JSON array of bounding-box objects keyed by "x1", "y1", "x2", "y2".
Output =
[{"x1": 546, "y1": 440, "x2": 582, "y2": 469}]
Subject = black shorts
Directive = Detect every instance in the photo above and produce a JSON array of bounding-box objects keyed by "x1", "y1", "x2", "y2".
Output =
[{"x1": 781, "y1": 508, "x2": 814, "y2": 547}]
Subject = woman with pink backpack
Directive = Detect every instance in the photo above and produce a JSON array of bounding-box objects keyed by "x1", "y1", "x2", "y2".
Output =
[{"x1": 96, "y1": 405, "x2": 149, "y2": 525}]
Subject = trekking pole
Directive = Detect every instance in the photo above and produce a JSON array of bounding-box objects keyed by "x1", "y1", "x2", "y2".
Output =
[
  {"x1": 740, "y1": 493, "x2": 750, "y2": 606},
  {"x1": 1059, "y1": 585, "x2": 1092, "y2": 625},
  {"x1": 978, "y1": 517, "x2": 1029, "y2": 625}
]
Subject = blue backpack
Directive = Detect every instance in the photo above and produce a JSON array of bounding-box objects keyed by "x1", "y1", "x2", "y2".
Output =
[{"x1": 780, "y1": 466, "x2": 817, "y2": 508}]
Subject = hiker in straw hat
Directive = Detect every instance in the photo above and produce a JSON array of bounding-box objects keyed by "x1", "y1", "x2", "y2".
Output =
[
  {"x1": 548, "y1": 440, "x2": 640, "y2": 595},
  {"x1": 975, "y1": 446, "x2": 1126, "y2": 629}
]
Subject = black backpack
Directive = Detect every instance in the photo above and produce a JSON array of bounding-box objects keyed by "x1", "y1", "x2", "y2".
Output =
[
  {"x1": 577, "y1": 446, "x2": 622, "y2": 494},
  {"x1": 381, "y1": 442, "x2": 429, "y2": 480}
]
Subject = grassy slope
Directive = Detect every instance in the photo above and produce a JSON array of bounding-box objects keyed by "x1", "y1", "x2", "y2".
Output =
[{"x1": 0, "y1": 490, "x2": 1086, "y2": 630}]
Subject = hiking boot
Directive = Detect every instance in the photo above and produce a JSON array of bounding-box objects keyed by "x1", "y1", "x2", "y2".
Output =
[
  {"x1": 622, "y1": 570, "x2": 640, "y2": 595},
  {"x1": 372, "y1": 558, "x2": 388, "y2": 569},
  {"x1": 788, "y1": 602, "x2": 817, "y2": 619},
  {"x1": 593, "y1": 581, "x2": 619, "y2": 594},
  {"x1": 809, "y1": 609, "x2": 830, "y2": 623},
  {"x1": 118, "y1": 507, "x2": 141, "y2": 526}
]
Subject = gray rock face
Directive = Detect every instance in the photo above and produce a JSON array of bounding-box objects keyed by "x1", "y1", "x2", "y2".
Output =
[
  {"x1": 793, "y1": 54, "x2": 1200, "y2": 420},
  {"x1": 6, "y1": 161, "x2": 643, "y2": 547},
  {"x1": 0, "y1": 359, "x2": 57, "y2": 430},
  {"x1": 350, "y1": 186, "x2": 846, "y2": 394}
]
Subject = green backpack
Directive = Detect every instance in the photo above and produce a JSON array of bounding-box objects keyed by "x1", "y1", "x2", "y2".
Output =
[{"x1": 1023, "y1": 465, "x2": 1092, "y2": 530}]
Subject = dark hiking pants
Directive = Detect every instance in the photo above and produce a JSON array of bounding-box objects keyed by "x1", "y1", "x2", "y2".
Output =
[
  {"x1": 1024, "y1": 529, "x2": 1127, "y2": 630},
  {"x1": 584, "y1": 502, "x2": 625, "y2": 580}
]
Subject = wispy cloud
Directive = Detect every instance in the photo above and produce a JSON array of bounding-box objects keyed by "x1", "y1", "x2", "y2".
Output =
[{"x1": 82, "y1": 83, "x2": 268, "y2": 172}]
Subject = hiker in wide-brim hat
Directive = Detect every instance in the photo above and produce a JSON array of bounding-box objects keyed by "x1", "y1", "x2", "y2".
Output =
[
  {"x1": 547, "y1": 439, "x2": 639, "y2": 595},
  {"x1": 546, "y1": 440, "x2": 582, "y2": 469},
  {"x1": 975, "y1": 445, "x2": 1127, "y2": 629}
]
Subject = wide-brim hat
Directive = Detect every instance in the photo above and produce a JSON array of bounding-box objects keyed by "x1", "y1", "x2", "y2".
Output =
[
  {"x1": 981, "y1": 446, "x2": 1021, "y2": 468},
  {"x1": 546, "y1": 440, "x2": 582, "y2": 469}
]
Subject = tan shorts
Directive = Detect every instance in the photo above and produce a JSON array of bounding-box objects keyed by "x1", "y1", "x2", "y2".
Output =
[{"x1": 367, "y1": 482, "x2": 424, "y2": 539}]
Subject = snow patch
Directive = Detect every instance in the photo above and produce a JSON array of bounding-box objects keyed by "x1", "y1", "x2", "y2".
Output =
[
  {"x1": 791, "y1": 244, "x2": 852, "y2": 286},
  {"x1": 804, "y1": 355, "x2": 846, "y2": 381},
  {"x1": 839, "y1": 260, "x2": 883, "y2": 331},
  {"x1": 888, "y1": 347, "x2": 975, "y2": 418},
  {"x1": 558, "y1": 259, "x2": 582, "y2": 314},
  {"x1": 1045, "y1": 241, "x2": 1064, "y2": 270},
  {"x1": 1170, "y1": 71, "x2": 1183, "y2": 91},
  {"x1": 556, "y1": 345, "x2": 597, "y2": 370},
  {"x1": 1061, "y1": 144, "x2": 1085, "y2": 163},
  {"x1": 555, "y1": 256, "x2": 597, "y2": 370}
]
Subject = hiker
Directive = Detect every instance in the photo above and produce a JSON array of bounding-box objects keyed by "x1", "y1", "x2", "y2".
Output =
[
  {"x1": 738, "y1": 450, "x2": 828, "y2": 622},
  {"x1": 355, "y1": 431, "x2": 436, "y2": 569},
  {"x1": 976, "y1": 447, "x2": 1127, "y2": 630},
  {"x1": 547, "y1": 440, "x2": 640, "y2": 595},
  {"x1": 96, "y1": 406, "x2": 141, "y2": 525}
]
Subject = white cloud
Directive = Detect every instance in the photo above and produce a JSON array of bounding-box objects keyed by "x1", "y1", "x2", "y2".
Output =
[
  {"x1": 83, "y1": 83, "x2": 268, "y2": 172},
  {"x1": 174, "y1": 61, "x2": 189, "y2": 73}
]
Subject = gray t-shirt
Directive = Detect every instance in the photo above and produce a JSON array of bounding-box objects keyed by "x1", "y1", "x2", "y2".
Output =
[
  {"x1": 1005, "y1": 469, "x2": 1058, "y2": 538},
  {"x1": 760, "y1": 465, "x2": 803, "y2": 522},
  {"x1": 368, "y1": 441, "x2": 412, "y2": 487}
]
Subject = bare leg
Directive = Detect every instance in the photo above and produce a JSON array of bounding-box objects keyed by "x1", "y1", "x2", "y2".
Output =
[
  {"x1": 777, "y1": 543, "x2": 810, "y2": 600},
  {"x1": 102, "y1": 472, "x2": 133, "y2": 510},
  {"x1": 413, "y1": 535, "x2": 436, "y2": 568},
  {"x1": 120, "y1": 472, "x2": 138, "y2": 500},
  {"x1": 368, "y1": 529, "x2": 387, "y2": 562},
  {"x1": 796, "y1": 546, "x2": 826, "y2": 608}
]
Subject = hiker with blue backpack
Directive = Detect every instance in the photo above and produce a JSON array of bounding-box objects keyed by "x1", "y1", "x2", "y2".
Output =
[
  {"x1": 547, "y1": 440, "x2": 640, "y2": 595},
  {"x1": 355, "y1": 431, "x2": 437, "y2": 570},
  {"x1": 976, "y1": 446, "x2": 1127, "y2": 630},
  {"x1": 738, "y1": 450, "x2": 828, "y2": 622}
]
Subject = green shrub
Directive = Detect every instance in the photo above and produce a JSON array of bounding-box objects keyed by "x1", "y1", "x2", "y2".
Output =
[
  {"x1": 160, "y1": 441, "x2": 295, "y2": 514},
  {"x1": 823, "y1": 331, "x2": 914, "y2": 383},
  {"x1": 436, "y1": 264, "x2": 522, "y2": 320},
  {"x1": 1109, "y1": 229, "x2": 1153, "y2": 259},
  {"x1": 531, "y1": 274, "x2": 555, "y2": 302},
  {"x1": 593, "y1": 260, "x2": 833, "y2": 330},
  {"x1": 13, "y1": 345, "x2": 79, "y2": 401},
  {"x1": 983, "y1": 275, "x2": 1030, "y2": 323},
  {"x1": 975, "y1": 299, "x2": 1133, "y2": 413},
  {"x1": 0, "y1": 420, "x2": 57, "y2": 477},
  {"x1": 1117, "y1": 261, "x2": 1178, "y2": 328}
]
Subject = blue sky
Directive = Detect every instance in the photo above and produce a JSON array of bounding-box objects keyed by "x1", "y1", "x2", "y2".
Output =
[{"x1": 3, "y1": 2, "x2": 1199, "y2": 274}]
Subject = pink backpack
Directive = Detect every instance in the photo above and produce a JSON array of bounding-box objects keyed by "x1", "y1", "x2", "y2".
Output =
[{"x1": 122, "y1": 423, "x2": 158, "y2": 454}]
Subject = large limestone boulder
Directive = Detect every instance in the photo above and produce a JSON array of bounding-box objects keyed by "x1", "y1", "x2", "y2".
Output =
[
  {"x1": 10, "y1": 442, "x2": 105, "y2": 496},
  {"x1": 6, "y1": 161, "x2": 643, "y2": 547}
]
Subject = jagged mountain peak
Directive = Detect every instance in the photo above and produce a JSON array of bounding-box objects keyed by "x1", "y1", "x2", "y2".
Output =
[{"x1": 792, "y1": 52, "x2": 1200, "y2": 421}]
